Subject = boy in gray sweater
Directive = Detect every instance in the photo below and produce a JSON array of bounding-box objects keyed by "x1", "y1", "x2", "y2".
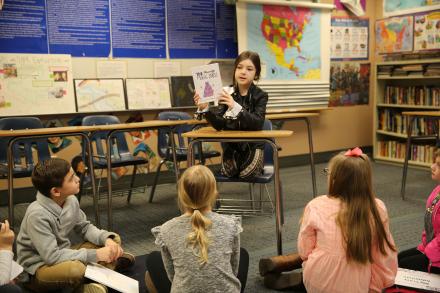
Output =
[{"x1": 17, "y1": 158, "x2": 134, "y2": 293}]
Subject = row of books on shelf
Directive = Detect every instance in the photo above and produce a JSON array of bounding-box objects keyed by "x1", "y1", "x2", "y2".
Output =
[
  {"x1": 378, "y1": 109, "x2": 438, "y2": 136},
  {"x1": 384, "y1": 85, "x2": 440, "y2": 106},
  {"x1": 378, "y1": 64, "x2": 440, "y2": 77},
  {"x1": 377, "y1": 140, "x2": 437, "y2": 164}
]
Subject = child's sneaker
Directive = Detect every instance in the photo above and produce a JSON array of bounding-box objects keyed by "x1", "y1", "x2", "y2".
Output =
[
  {"x1": 83, "y1": 283, "x2": 108, "y2": 293},
  {"x1": 115, "y1": 252, "x2": 135, "y2": 273},
  {"x1": 259, "y1": 253, "x2": 302, "y2": 276}
]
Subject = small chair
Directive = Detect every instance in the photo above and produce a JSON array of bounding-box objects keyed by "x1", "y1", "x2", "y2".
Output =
[
  {"x1": 0, "y1": 117, "x2": 51, "y2": 225},
  {"x1": 215, "y1": 120, "x2": 277, "y2": 215},
  {"x1": 82, "y1": 115, "x2": 148, "y2": 203},
  {"x1": 148, "y1": 111, "x2": 221, "y2": 202}
]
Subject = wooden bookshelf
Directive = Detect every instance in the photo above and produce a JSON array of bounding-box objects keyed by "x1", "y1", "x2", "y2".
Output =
[{"x1": 374, "y1": 59, "x2": 440, "y2": 167}]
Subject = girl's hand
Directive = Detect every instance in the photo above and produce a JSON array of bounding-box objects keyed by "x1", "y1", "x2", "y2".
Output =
[
  {"x1": 193, "y1": 93, "x2": 208, "y2": 111},
  {"x1": 218, "y1": 89, "x2": 235, "y2": 109},
  {"x1": 0, "y1": 220, "x2": 14, "y2": 251}
]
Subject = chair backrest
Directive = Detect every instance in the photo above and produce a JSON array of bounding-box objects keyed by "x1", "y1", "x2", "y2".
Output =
[
  {"x1": 82, "y1": 115, "x2": 130, "y2": 159},
  {"x1": 157, "y1": 111, "x2": 192, "y2": 158},
  {"x1": 262, "y1": 119, "x2": 274, "y2": 166},
  {"x1": 0, "y1": 117, "x2": 50, "y2": 168}
]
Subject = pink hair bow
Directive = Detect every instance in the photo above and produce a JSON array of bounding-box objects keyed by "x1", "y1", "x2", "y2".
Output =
[{"x1": 344, "y1": 147, "x2": 363, "y2": 157}]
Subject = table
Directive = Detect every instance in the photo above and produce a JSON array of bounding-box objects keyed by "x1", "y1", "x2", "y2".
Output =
[
  {"x1": 266, "y1": 112, "x2": 319, "y2": 197},
  {"x1": 0, "y1": 125, "x2": 100, "y2": 228},
  {"x1": 401, "y1": 111, "x2": 440, "y2": 199},
  {"x1": 183, "y1": 127, "x2": 293, "y2": 255},
  {"x1": 97, "y1": 119, "x2": 206, "y2": 230}
]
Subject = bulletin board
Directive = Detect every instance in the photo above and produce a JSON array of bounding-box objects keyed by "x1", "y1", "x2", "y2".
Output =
[{"x1": 0, "y1": 53, "x2": 75, "y2": 117}]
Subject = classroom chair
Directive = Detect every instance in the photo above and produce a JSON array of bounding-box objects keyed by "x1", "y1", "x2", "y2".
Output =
[
  {"x1": 0, "y1": 117, "x2": 51, "y2": 225},
  {"x1": 215, "y1": 120, "x2": 278, "y2": 215},
  {"x1": 82, "y1": 115, "x2": 148, "y2": 203},
  {"x1": 148, "y1": 111, "x2": 220, "y2": 203}
]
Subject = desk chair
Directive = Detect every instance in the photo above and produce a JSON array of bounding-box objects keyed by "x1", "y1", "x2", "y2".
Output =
[
  {"x1": 0, "y1": 117, "x2": 51, "y2": 225},
  {"x1": 215, "y1": 120, "x2": 277, "y2": 215},
  {"x1": 82, "y1": 115, "x2": 148, "y2": 203},
  {"x1": 149, "y1": 111, "x2": 220, "y2": 203}
]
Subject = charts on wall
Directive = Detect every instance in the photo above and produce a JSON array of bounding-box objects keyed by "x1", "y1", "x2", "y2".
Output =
[
  {"x1": 126, "y1": 78, "x2": 171, "y2": 110},
  {"x1": 384, "y1": 0, "x2": 440, "y2": 17},
  {"x1": 329, "y1": 62, "x2": 370, "y2": 107},
  {"x1": 331, "y1": 17, "x2": 369, "y2": 61},
  {"x1": 414, "y1": 10, "x2": 440, "y2": 51},
  {"x1": 376, "y1": 16, "x2": 414, "y2": 54},
  {"x1": 74, "y1": 79, "x2": 126, "y2": 112},
  {"x1": 0, "y1": 53, "x2": 75, "y2": 116}
]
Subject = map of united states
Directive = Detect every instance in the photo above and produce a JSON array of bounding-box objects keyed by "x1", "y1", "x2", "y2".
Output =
[{"x1": 260, "y1": 6, "x2": 312, "y2": 76}]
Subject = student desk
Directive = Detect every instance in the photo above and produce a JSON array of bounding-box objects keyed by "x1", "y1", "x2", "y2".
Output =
[
  {"x1": 96, "y1": 119, "x2": 205, "y2": 230},
  {"x1": 0, "y1": 125, "x2": 100, "y2": 229},
  {"x1": 266, "y1": 112, "x2": 320, "y2": 197},
  {"x1": 182, "y1": 127, "x2": 293, "y2": 255},
  {"x1": 401, "y1": 111, "x2": 440, "y2": 199}
]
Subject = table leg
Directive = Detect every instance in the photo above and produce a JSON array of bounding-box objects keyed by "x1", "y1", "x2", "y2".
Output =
[
  {"x1": 83, "y1": 135, "x2": 100, "y2": 227},
  {"x1": 304, "y1": 117, "x2": 317, "y2": 197},
  {"x1": 106, "y1": 134, "x2": 113, "y2": 230},
  {"x1": 401, "y1": 117, "x2": 414, "y2": 200},
  {"x1": 270, "y1": 140, "x2": 283, "y2": 255},
  {"x1": 7, "y1": 140, "x2": 14, "y2": 228}
]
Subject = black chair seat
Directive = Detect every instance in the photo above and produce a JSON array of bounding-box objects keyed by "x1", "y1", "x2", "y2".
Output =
[
  {"x1": 160, "y1": 148, "x2": 221, "y2": 161},
  {"x1": 92, "y1": 155, "x2": 148, "y2": 168},
  {"x1": 215, "y1": 165, "x2": 274, "y2": 184}
]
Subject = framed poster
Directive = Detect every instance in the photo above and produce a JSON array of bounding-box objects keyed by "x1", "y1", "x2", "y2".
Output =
[
  {"x1": 170, "y1": 76, "x2": 195, "y2": 107},
  {"x1": 384, "y1": 0, "x2": 440, "y2": 17},
  {"x1": 126, "y1": 78, "x2": 171, "y2": 110},
  {"x1": 414, "y1": 10, "x2": 440, "y2": 51},
  {"x1": 74, "y1": 78, "x2": 126, "y2": 112},
  {"x1": 331, "y1": 17, "x2": 369, "y2": 61},
  {"x1": 376, "y1": 16, "x2": 414, "y2": 54}
]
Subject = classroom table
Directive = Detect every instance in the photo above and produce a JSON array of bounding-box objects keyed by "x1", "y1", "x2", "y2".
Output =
[
  {"x1": 266, "y1": 112, "x2": 319, "y2": 197},
  {"x1": 401, "y1": 111, "x2": 440, "y2": 199},
  {"x1": 96, "y1": 119, "x2": 206, "y2": 230},
  {"x1": 183, "y1": 127, "x2": 293, "y2": 255},
  {"x1": 0, "y1": 125, "x2": 100, "y2": 229}
]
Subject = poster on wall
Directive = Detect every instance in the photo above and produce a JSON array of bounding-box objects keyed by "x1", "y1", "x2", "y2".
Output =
[
  {"x1": 375, "y1": 16, "x2": 414, "y2": 54},
  {"x1": 384, "y1": 0, "x2": 440, "y2": 17},
  {"x1": 74, "y1": 79, "x2": 126, "y2": 112},
  {"x1": 414, "y1": 10, "x2": 440, "y2": 51},
  {"x1": 331, "y1": 17, "x2": 369, "y2": 60},
  {"x1": 329, "y1": 62, "x2": 370, "y2": 106},
  {"x1": 126, "y1": 78, "x2": 171, "y2": 110},
  {"x1": 0, "y1": 54, "x2": 75, "y2": 116}
]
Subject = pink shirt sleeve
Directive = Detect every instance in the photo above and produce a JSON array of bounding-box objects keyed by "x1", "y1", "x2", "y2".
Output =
[
  {"x1": 298, "y1": 203, "x2": 317, "y2": 260},
  {"x1": 369, "y1": 201, "x2": 398, "y2": 292}
]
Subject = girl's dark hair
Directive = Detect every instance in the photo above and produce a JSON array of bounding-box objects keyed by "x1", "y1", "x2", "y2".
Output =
[
  {"x1": 31, "y1": 158, "x2": 71, "y2": 197},
  {"x1": 232, "y1": 50, "x2": 262, "y2": 85}
]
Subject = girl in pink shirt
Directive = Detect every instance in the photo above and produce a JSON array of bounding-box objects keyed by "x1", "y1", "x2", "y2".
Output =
[{"x1": 298, "y1": 148, "x2": 398, "y2": 293}]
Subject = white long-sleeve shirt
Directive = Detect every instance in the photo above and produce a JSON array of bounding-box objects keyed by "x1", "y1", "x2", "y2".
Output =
[{"x1": 0, "y1": 250, "x2": 13, "y2": 285}]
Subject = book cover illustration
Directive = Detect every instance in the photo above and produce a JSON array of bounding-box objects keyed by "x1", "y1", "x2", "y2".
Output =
[{"x1": 191, "y1": 63, "x2": 223, "y2": 104}]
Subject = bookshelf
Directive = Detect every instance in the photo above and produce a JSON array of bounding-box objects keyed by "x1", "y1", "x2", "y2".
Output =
[{"x1": 374, "y1": 59, "x2": 440, "y2": 168}]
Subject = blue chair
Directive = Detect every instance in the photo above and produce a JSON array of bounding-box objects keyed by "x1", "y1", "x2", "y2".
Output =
[
  {"x1": 0, "y1": 117, "x2": 51, "y2": 225},
  {"x1": 215, "y1": 120, "x2": 277, "y2": 215},
  {"x1": 82, "y1": 115, "x2": 148, "y2": 203},
  {"x1": 149, "y1": 111, "x2": 221, "y2": 202}
]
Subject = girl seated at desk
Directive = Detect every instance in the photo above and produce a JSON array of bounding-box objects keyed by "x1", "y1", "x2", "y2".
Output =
[{"x1": 193, "y1": 50, "x2": 268, "y2": 179}]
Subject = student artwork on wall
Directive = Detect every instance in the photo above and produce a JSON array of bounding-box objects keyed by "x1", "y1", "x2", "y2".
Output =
[
  {"x1": 329, "y1": 62, "x2": 370, "y2": 107},
  {"x1": 0, "y1": 53, "x2": 75, "y2": 116},
  {"x1": 414, "y1": 10, "x2": 440, "y2": 51},
  {"x1": 74, "y1": 79, "x2": 126, "y2": 112},
  {"x1": 331, "y1": 17, "x2": 369, "y2": 61},
  {"x1": 376, "y1": 16, "x2": 414, "y2": 54},
  {"x1": 126, "y1": 78, "x2": 171, "y2": 110},
  {"x1": 170, "y1": 76, "x2": 195, "y2": 107},
  {"x1": 383, "y1": 0, "x2": 440, "y2": 17}
]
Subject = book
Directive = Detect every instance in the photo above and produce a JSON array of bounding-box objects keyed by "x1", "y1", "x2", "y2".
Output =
[
  {"x1": 191, "y1": 63, "x2": 223, "y2": 105},
  {"x1": 84, "y1": 263, "x2": 139, "y2": 293},
  {"x1": 395, "y1": 267, "x2": 440, "y2": 292}
]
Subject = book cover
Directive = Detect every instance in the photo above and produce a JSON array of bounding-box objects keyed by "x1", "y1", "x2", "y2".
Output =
[{"x1": 191, "y1": 63, "x2": 223, "y2": 104}]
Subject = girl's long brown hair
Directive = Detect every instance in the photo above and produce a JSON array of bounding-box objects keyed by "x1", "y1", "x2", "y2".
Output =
[
  {"x1": 328, "y1": 152, "x2": 395, "y2": 264},
  {"x1": 178, "y1": 165, "x2": 217, "y2": 264}
]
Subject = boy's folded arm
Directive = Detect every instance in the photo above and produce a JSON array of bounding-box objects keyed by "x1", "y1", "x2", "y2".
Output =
[
  {"x1": 0, "y1": 250, "x2": 13, "y2": 285},
  {"x1": 28, "y1": 215, "x2": 97, "y2": 265},
  {"x1": 74, "y1": 209, "x2": 115, "y2": 246}
]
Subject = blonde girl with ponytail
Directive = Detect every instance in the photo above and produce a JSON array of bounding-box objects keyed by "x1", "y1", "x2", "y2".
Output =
[{"x1": 146, "y1": 165, "x2": 248, "y2": 293}]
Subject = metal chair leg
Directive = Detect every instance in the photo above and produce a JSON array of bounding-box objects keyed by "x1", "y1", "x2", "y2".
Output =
[
  {"x1": 127, "y1": 165, "x2": 137, "y2": 203},
  {"x1": 149, "y1": 160, "x2": 166, "y2": 203}
]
